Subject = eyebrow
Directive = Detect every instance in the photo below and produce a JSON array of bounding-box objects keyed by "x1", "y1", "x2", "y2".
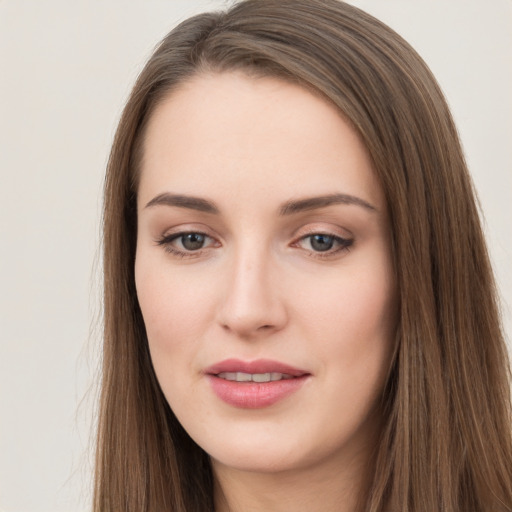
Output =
[
  {"x1": 279, "y1": 193, "x2": 376, "y2": 215},
  {"x1": 144, "y1": 193, "x2": 219, "y2": 214},
  {"x1": 144, "y1": 192, "x2": 376, "y2": 215}
]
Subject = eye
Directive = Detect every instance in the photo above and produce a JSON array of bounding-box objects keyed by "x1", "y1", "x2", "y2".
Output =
[
  {"x1": 295, "y1": 233, "x2": 353, "y2": 256},
  {"x1": 156, "y1": 231, "x2": 218, "y2": 257},
  {"x1": 177, "y1": 232, "x2": 208, "y2": 251},
  {"x1": 309, "y1": 234, "x2": 337, "y2": 252}
]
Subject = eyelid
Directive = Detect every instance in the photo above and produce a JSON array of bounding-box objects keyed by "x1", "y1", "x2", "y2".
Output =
[
  {"x1": 157, "y1": 223, "x2": 220, "y2": 242},
  {"x1": 290, "y1": 222, "x2": 353, "y2": 240}
]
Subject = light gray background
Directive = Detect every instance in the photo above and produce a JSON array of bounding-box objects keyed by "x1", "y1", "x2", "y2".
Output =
[{"x1": 1, "y1": 1, "x2": 510, "y2": 511}]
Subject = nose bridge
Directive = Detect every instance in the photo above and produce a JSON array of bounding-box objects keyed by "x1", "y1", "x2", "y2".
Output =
[
  {"x1": 218, "y1": 237, "x2": 286, "y2": 336},
  {"x1": 232, "y1": 243, "x2": 270, "y2": 305}
]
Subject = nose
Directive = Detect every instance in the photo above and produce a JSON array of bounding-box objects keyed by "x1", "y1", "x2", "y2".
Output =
[{"x1": 216, "y1": 248, "x2": 288, "y2": 339}]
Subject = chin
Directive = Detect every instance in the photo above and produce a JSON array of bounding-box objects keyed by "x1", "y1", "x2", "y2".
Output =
[
  {"x1": 200, "y1": 427, "x2": 345, "y2": 476},
  {"x1": 191, "y1": 425, "x2": 304, "y2": 473},
  {"x1": 211, "y1": 446, "x2": 309, "y2": 474}
]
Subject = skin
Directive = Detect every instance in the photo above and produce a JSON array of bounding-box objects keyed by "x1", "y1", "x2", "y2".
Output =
[{"x1": 135, "y1": 72, "x2": 397, "y2": 512}]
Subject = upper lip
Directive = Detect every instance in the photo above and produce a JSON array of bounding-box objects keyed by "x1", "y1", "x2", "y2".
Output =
[{"x1": 204, "y1": 358, "x2": 309, "y2": 377}]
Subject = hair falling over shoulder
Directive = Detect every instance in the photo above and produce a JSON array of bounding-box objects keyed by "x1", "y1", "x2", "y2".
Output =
[{"x1": 95, "y1": 1, "x2": 512, "y2": 510}]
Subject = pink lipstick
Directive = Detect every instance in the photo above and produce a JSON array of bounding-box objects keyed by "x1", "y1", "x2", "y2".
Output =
[{"x1": 204, "y1": 359, "x2": 310, "y2": 409}]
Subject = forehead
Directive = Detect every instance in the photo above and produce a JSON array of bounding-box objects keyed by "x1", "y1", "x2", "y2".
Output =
[{"x1": 138, "y1": 71, "x2": 384, "y2": 211}]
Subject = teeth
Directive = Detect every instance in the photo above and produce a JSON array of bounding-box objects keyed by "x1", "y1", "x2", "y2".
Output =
[
  {"x1": 217, "y1": 372, "x2": 293, "y2": 382},
  {"x1": 252, "y1": 373, "x2": 270, "y2": 383}
]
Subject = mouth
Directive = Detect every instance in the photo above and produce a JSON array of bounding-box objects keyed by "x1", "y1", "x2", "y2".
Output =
[
  {"x1": 205, "y1": 358, "x2": 309, "y2": 377},
  {"x1": 205, "y1": 359, "x2": 310, "y2": 409},
  {"x1": 216, "y1": 371, "x2": 295, "y2": 382}
]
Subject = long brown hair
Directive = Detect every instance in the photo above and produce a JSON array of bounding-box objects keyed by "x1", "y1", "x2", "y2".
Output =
[{"x1": 95, "y1": 1, "x2": 512, "y2": 510}]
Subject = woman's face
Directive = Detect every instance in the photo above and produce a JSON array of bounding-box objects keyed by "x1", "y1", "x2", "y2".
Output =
[{"x1": 135, "y1": 72, "x2": 396, "y2": 476}]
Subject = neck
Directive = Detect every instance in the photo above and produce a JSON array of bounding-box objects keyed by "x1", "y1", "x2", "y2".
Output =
[{"x1": 212, "y1": 448, "x2": 372, "y2": 512}]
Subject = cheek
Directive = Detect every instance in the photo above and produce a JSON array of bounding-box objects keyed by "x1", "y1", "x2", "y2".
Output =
[
  {"x1": 295, "y1": 257, "x2": 396, "y2": 385},
  {"x1": 134, "y1": 259, "x2": 210, "y2": 397},
  {"x1": 135, "y1": 255, "x2": 213, "y2": 342},
  {"x1": 300, "y1": 265, "x2": 395, "y2": 339},
  {"x1": 134, "y1": 256, "x2": 216, "y2": 414},
  {"x1": 296, "y1": 266, "x2": 396, "y2": 440}
]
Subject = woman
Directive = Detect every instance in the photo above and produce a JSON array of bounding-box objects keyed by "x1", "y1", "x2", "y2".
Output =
[{"x1": 94, "y1": 0, "x2": 512, "y2": 510}]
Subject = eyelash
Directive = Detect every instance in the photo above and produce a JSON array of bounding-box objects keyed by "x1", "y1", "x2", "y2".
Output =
[
  {"x1": 293, "y1": 233, "x2": 353, "y2": 258},
  {"x1": 155, "y1": 231, "x2": 354, "y2": 259}
]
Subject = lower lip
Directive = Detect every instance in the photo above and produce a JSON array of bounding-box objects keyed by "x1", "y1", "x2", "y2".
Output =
[{"x1": 207, "y1": 375, "x2": 308, "y2": 409}]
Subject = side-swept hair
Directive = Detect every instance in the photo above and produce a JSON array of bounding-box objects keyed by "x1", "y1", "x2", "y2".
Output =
[{"x1": 95, "y1": 1, "x2": 512, "y2": 510}]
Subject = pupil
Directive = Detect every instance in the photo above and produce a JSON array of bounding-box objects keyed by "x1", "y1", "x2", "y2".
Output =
[
  {"x1": 310, "y1": 234, "x2": 334, "y2": 252},
  {"x1": 182, "y1": 233, "x2": 205, "y2": 251}
]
